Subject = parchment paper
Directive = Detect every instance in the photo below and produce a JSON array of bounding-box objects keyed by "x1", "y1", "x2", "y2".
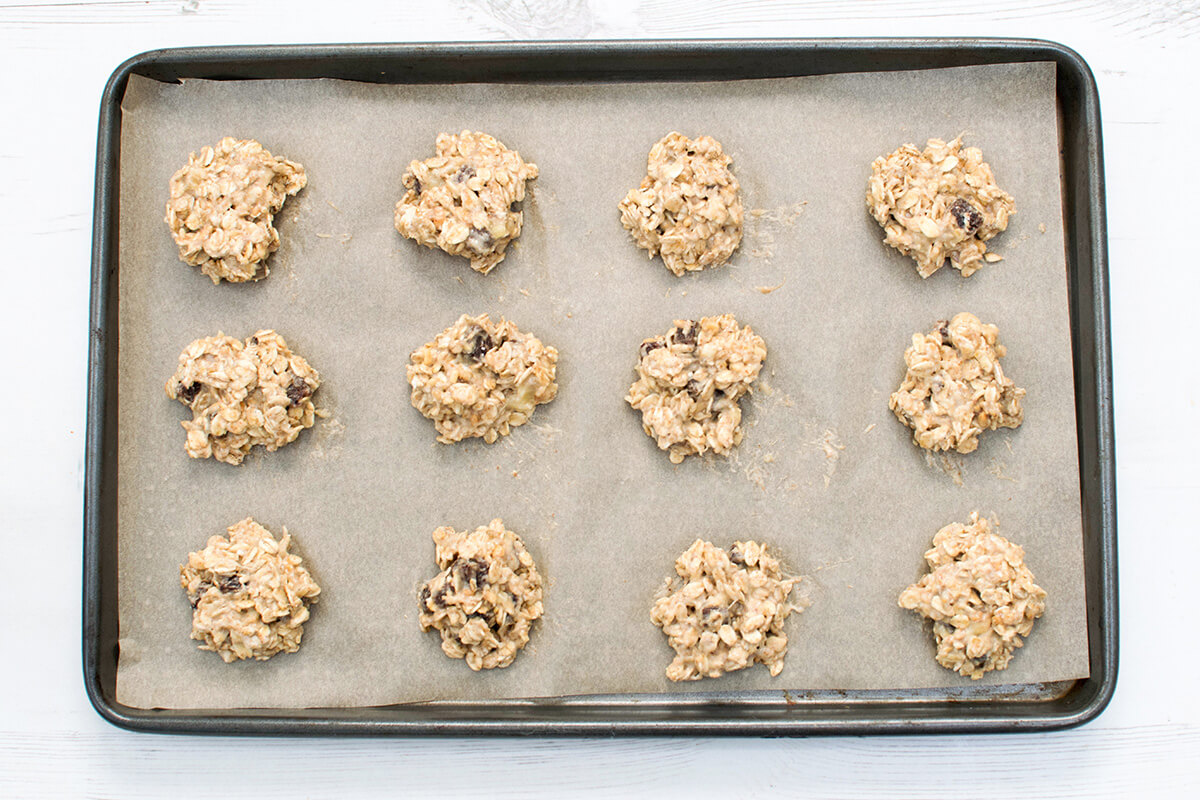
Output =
[{"x1": 115, "y1": 61, "x2": 1088, "y2": 709}]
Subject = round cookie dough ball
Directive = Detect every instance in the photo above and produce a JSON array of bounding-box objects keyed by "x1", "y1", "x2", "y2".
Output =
[
  {"x1": 407, "y1": 313, "x2": 558, "y2": 444},
  {"x1": 394, "y1": 131, "x2": 538, "y2": 274},
  {"x1": 619, "y1": 132, "x2": 744, "y2": 276},
  {"x1": 889, "y1": 312, "x2": 1024, "y2": 454},
  {"x1": 417, "y1": 519, "x2": 545, "y2": 671},
  {"x1": 899, "y1": 512, "x2": 1046, "y2": 679},
  {"x1": 165, "y1": 137, "x2": 307, "y2": 284},
  {"x1": 626, "y1": 315, "x2": 766, "y2": 463},
  {"x1": 166, "y1": 330, "x2": 321, "y2": 465},
  {"x1": 651, "y1": 539, "x2": 800, "y2": 681},
  {"x1": 180, "y1": 517, "x2": 321, "y2": 663},
  {"x1": 867, "y1": 136, "x2": 1014, "y2": 278}
]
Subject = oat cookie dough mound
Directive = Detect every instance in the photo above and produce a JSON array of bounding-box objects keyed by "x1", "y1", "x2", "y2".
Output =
[
  {"x1": 889, "y1": 312, "x2": 1024, "y2": 454},
  {"x1": 651, "y1": 540, "x2": 798, "y2": 681},
  {"x1": 418, "y1": 519, "x2": 545, "y2": 671},
  {"x1": 867, "y1": 136, "x2": 1015, "y2": 278},
  {"x1": 626, "y1": 315, "x2": 766, "y2": 463},
  {"x1": 393, "y1": 131, "x2": 538, "y2": 274},
  {"x1": 899, "y1": 512, "x2": 1046, "y2": 680},
  {"x1": 165, "y1": 137, "x2": 307, "y2": 284},
  {"x1": 407, "y1": 313, "x2": 558, "y2": 444},
  {"x1": 166, "y1": 330, "x2": 320, "y2": 465},
  {"x1": 180, "y1": 517, "x2": 321, "y2": 663},
  {"x1": 619, "y1": 132, "x2": 744, "y2": 276}
]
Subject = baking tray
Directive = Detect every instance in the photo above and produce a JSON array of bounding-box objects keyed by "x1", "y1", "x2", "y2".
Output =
[{"x1": 84, "y1": 38, "x2": 1116, "y2": 735}]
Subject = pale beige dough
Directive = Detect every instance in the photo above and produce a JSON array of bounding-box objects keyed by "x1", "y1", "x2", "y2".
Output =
[
  {"x1": 867, "y1": 136, "x2": 1014, "y2": 278},
  {"x1": 180, "y1": 517, "x2": 321, "y2": 663},
  {"x1": 889, "y1": 312, "x2": 1024, "y2": 454},
  {"x1": 651, "y1": 540, "x2": 799, "y2": 681},
  {"x1": 626, "y1": 315, "x2": 766, "y2": 463},
  {"x1": 407, "y1": 313, "x2": 558, "y2": 444},
  {"x1": 165, "y1": 137, "x2": 306, "y2": 284},
  {"x1": 899, "y1": 512, "x2": 1046, "y2": 680},
  {"x1": 418, "y1": 519, "x2": 544, "y2": 671},
  {"x1": 619, "y1": 132, "x2": 744, "y2": 276},
  {"x1": 166, "y1": 330, "x2": 320, "y2": 465},
  {"x1": 394, "y1": 131, "x2": 538, "y2": 274}
]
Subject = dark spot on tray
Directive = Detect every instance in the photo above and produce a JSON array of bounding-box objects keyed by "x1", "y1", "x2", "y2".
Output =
[
  {"x1": 286, "y1": 378, "x2": 312, "y2": 406},
  {"x1": 949, "y1": 198, "x2": 983, "y2": 234}
]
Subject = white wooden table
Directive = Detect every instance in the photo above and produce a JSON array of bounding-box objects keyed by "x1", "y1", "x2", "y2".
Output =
[{"x1": 2, "y1": 1, "x2": 1197, "y2": 796}]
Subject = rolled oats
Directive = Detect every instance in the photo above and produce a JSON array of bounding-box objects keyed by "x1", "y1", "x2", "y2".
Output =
[
  {"x1": 407, "y1": 313, "x2": 558, "y2": 444},
  {"x1": 889, "y1": 312, "x2": 1024, "y2": 454},
  {"x1": 651, "y1": 539, "x2": 798, "y2": 681},
  {"x1": 619, "y1": 132, "x2": 744, "y2": 276},
  {"x1": 393, "y1": 131, "x2": 538, "y2": 274},
  {"x1": 165, "y1": 137, "x2": 306, "y2": 284},
  {"x1": 626, "y1": 315, "x2": 766, "y2": 463},
  {"x1": 867, "y1": 136, "x2": 1014, "y2": 278},
  {"x1": 418, "y1": 519, "x2": 544, "y2": 671},
  {"x1": 899, "y1": 512, "x2": 1046, "y2": 679},
  {"x1": 180, "y1": 517, "x2": 320, "y2": 663},
  {"x1": 166, "y1": 330, "x2": 320, "y2": 465}
]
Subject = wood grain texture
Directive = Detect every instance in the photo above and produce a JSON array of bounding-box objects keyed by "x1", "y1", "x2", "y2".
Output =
[{"x1": 1, "y1": 0, "x2": 1198, "y2": 797}]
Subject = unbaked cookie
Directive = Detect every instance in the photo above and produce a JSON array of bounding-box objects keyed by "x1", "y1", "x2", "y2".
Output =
[
  {"x1": 867, "y1": 136, "x2": 1014, "y2": 278},
  {"x1": 626, "y1": 315, "x2": 766, "y2": 463},
  {"x1": 407, "y1": 313, "x2": 558, "y2": 444},
  {"x1": 165, "y1": 137, "x2": 306, "y2": 284},
  {"x1": 394, "y1": 131, "x2": 538, "y2": 274},
  {"x1": 889, "y1": 313, "x2": 1024, "y2": 454},
  {"x1": 651, "y1": 539, "x2": 798, "y2": 681},
  {"x1": 418, "y1": 519, "x2": 544, "y2": 671},
  {"x1": 899, "y1": 512, "x2": 1046, "y2": 680},
  {"x1": 166, "y1": 330, "x2": 320, "y2": 465},
  {"x1": 180, "y1": 517, "x2": 321, "y2": 663},
  {"x1": 619, "y1": 132, "x2": 744, "y2": 276}
]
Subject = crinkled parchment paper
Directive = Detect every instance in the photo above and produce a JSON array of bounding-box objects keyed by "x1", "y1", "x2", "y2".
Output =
[{"x1": 114, "y1": 61, "x2": 1088, "y2": 709}]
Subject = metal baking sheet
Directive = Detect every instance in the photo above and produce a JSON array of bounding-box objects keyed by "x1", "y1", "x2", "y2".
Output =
[{"x1": 84, "y1": 39, "x2": 1117, "y2": 735}]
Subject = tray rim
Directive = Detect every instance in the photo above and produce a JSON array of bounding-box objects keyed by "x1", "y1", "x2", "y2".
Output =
[{"x1": 83, "y1": 36, "x2": 1117, "y2": 736}]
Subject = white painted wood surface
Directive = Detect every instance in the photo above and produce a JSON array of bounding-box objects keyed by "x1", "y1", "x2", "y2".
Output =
[{"x1": 1, "y1": 0, "x2": 1197, "y2": 796}]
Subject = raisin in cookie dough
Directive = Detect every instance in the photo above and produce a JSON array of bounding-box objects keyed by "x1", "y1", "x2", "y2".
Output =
[
  {"x1": 166, "y1": 330, "x2": 321, "y2": 465},
  {"x1": 417, "y1": 519, "x2": 545, "y2": 671},
  {"x1": 626, "y1": 315, "x2": 766, "y2": 463},
  {"x1": 619, "y1": 132, "x2": 744, "y2": 276},
  {"x1": 407, "y1": 313, "x2": 558, "y2": 444},
  {"x1": 889, "y1": 312, "x2": 1024, "y2": 454},
  {"x1": 180, "y1": 517, "x2": 321, "y2": 663},
  {"x1": 394, "y1": 131, "x2": 538, "y2": 274},
  {"x1": 651, "y1": 540, "x2": 799, "y2": 681},
  {"x1": 867, "y1": 136, "x2": 1015, "y2": 278},
  {"x1": 899, "y1": 512, "x2": 1046, "y2": 680},
  {"x1": 165, "y1": 137, "x2": 307, "y2": 284}
]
